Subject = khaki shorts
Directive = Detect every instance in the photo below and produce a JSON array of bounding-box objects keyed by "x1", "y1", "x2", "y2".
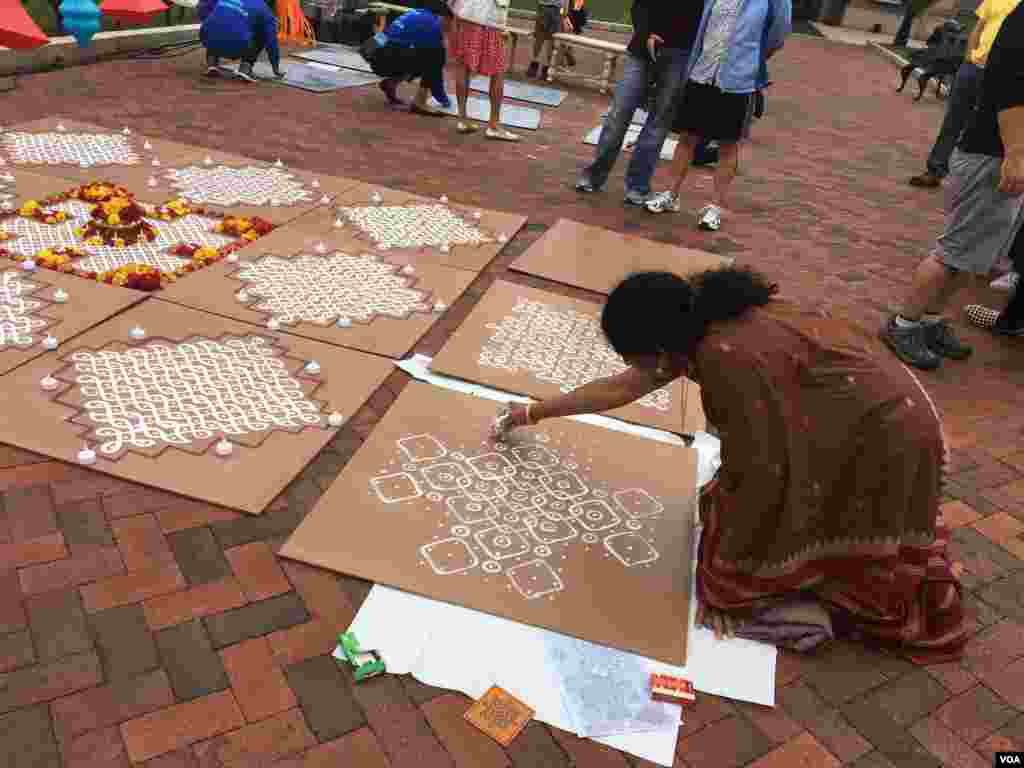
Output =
[{"x1": 933, "y1": 150, "x2": 1024, "y2": 275}]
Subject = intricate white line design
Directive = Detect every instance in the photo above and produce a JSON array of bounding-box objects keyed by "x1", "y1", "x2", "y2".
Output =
[
  {"x1": 0, "y1": 200, "x2": 235, "y2": 274},
  {"x1": 165, "y1": 166, "x2": 313, "y2": 207},
  {"x1": 338, "y1": 204, "x2": 494, "y2": 250},
  {"x1": 398, "y1": 434, "x2": 447, "y2": 463},
  {"x1": 52, "y1": 334, "x2": 326, "y2": 460},
  {"x1": 478, "y1": 298, "x2": 672, "y2": 412},
  {"x1": 1, "y1": 132, "x2": 140, "y2": 167},
  {"x1": 371, "y1": 435, "x2": 664, "y2": 600},
  {"x1": 604, "y1": 532, "x2": 659, "y2": 567},
  {"x1": 0, "y1": 270, "x2": 53, "y2": 349},
  {"x1": 232, "y1": 252, "x2": 434, "y2": 327},
  {"x1": 507, "y1": 559, "x2": 565, "y2": 600}
]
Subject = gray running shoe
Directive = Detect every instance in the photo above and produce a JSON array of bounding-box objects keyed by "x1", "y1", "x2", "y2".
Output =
[
  {"x1": 698, "y1": 204, "x2": 722, "y2": 231},
  {"x1": 645, "y1": 191, "x2": 680, "y2": 214},
  {"x1": 879, "y1": 318, "x2": 941, "y2": 370},
  {"x1": 923, "y1": 318, "x2": 972, "y2": 360},
  {"x1": 574, "y1": 177, "x2": 598, "y2": 193}
]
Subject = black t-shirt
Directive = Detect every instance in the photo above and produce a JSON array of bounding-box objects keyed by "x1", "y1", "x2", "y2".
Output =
[
  {"x1": 959, "y1": 1, "x2": 1024, "y2": 157},
  {"x1": 627, "y1": 0, "x2": 706, "y2": 59}
]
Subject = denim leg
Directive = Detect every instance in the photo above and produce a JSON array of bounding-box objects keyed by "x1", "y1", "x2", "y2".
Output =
[
  {"x1": 926, "y1": 63, "x2": 984, "y2": 177},
  {"x1": 580, "y1": 53, "x2": 651, "y2": 190},
  {"x1": 624, "y1": 47, "x2": 689, "y2": 196}
]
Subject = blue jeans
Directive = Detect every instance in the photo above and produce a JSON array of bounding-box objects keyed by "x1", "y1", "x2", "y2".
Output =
[
  {"x1": 580, "y1": 48, "x2": 690, "y2": 196},
  {"x1": 927, "y1": 62, "x2": 984, "y2": 177}
]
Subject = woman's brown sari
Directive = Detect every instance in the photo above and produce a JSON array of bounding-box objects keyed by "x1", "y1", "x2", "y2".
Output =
[{"x1": 693, "y1": 301, "x2": 967, "y2": 663}]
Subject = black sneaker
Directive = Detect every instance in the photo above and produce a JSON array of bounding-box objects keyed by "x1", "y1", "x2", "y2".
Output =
[
  {"x1": 879, "y1": 319, "x2": 941, "y2": 370},
  {"x1": 206, "y1": 53, "x2": 221, "y2": 77},
  {"x1": 526, "y1": 61, "x2": 539, "y2": 79},
  {"x1": 923, "y1": 319, "x2": 972, "y2": 360}
]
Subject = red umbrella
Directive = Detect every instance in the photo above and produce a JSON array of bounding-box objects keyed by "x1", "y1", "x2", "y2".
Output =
[
  {"x1": 0, "y1": 0, "x2": 50, "y2": 49},
  {"x1": 99, "y1": 0, "x2": 168, "y2": 22}
]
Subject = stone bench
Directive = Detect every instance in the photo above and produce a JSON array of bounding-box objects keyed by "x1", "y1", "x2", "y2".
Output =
[{"x1": 544, "y1": 32, "x2": 626, "y2": 95}]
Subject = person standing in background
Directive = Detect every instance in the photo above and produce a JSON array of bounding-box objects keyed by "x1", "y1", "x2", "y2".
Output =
[
  {"x1": 574, "y1": 0, "x2": 707, "y2": 206},
  {"x1": 449, "y1": 0, "x2": 521, "y2": 141},
  {"x1": 527, "y1": 0, "x2": 569, "y2": 80},
  {"x1": 563, "y1": 0, "x2": 588, "y2": 66},
  {"x1": 909, "y1": 0, "x2": 1021, "y2": 189},
  {"x1": 645, "y1": 0, "x2": 790, "y2": 231},
  {"x1": 880, "y1": 0, "x2": 1024, "y2": 370}
]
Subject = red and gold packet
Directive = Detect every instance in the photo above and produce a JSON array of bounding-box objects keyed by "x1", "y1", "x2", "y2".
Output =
[
  {"x1": 650, "y1": 673, "x2": 696, "y2": 706},
  {"x1": 464, "y1": 686, "x2": 535, "y2": 746}
]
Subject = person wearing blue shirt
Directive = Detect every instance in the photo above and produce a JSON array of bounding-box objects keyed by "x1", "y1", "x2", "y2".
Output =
[
  {"x1": 361, "y1": 0, "x2": 452, "y2": 115},
  {"x1": 199, "y1": 0, "x2": 284, "y2": 82},
  {"x1": 645, "y1": 0, "x2": 790, "y2": 231}
]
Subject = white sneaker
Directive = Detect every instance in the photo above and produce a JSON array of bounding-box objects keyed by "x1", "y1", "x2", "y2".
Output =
[
  {"x1": 990, "y1": 272, "x2": 1019, "y2": 293},
  {"x1": 698, "y1": 204, "x2": 721, "y2": 231},
  {"x1": 645, "y1": 191, "x2": 680, "y2": 214}
]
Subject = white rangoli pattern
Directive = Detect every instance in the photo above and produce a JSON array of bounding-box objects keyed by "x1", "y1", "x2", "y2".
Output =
[
  {"x1": 165, "y1": 166, "x2": 313, "y2": 207},
  {"x1": 0, "y1": 270, "x2": 51, "y2": 349},
  {"x1": 233, "y1": 252, "x2": 434, "y2": 326},
  {"x1": 1, "y1": 132, "x2": 140, "y2": 167},
  {"x1": 0, "y1": 200, "x2": 234, "y2": 274},
  {"x1": 479, "y1": 298, "x2": 672, "y2": 411},
  {"x1": 339, "y1": 204, "x2": 493, "y2": 250},
  {"x1": 371, "y1": 434, "x2": 663, "y2": 600},
  {"x1": 55, "y1": 335, "x2": 327, "y2": 460}
]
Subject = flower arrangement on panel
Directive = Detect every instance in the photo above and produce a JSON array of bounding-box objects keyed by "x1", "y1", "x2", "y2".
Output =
[{"x1": 0, "y1": 182, "x2": 276, "y2": 291}]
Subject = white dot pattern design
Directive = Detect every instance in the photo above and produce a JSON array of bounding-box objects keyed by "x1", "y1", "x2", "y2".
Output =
[
  {"x1": 234, "y1": 252, "x2": 434, "y2": 326},
  {"x1": 339, "y1": 204, "x2": 493, "y2": 250},
  {"x1": 1, "y1": 133, "x2": 140, "y2": 167}
]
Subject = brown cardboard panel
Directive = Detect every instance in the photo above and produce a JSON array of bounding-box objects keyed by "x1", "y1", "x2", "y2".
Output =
[
  {"x1": 280, "y1": 383, "x2": 695, "y2": 665},
  {"x1": 156, "y1": 239, "x2": 476, "y2": 359},
  {"x1": 244, "y1": 183, "x2": 527, "y2": 273},
  {"x1": 430, "y1": 281, "x2": 705, "y2": 434},
  {"x1": 0, "y1": 266, "x2": 147, "y2": 375},
  {"x1": 0, "y1": 300, "x2": 393, "y2": 514},
  {"x1": 2, "y1": 118, "x2": 198, "y2": 184},
  {"x1": 510, "y1": 219, "x2": 732, "y2": 296}
]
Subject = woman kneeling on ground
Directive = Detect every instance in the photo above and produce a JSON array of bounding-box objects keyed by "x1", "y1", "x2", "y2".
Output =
[
  {"x1": 496, "y1": 268, "x2": 967, "y2": 663},
  {"x1": 362, "y1": 0, "x2": 453, "y2": 116}
]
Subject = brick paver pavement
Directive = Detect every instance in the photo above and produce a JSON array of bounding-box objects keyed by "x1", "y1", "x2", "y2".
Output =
[{"x1": 1, "y1": 30, "x2": 1023, "y2": 768}]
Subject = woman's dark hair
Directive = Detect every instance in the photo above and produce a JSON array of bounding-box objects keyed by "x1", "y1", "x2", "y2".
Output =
[{"x1": 600, "y1": 267, "x2": 778, "y2": 357}]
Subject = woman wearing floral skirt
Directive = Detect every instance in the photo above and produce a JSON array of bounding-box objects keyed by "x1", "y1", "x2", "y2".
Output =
[{"x1": 448, "y1": 0, "x2": 521, "y2": 141}]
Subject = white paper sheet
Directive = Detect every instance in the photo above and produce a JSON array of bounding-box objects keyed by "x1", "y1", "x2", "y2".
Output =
[
  {"x1": 342, "y1": 357, "x2": 774, "y2": 765},
  {"x1": 347, "y1": 521, "x2": 776, "y2": 766}
]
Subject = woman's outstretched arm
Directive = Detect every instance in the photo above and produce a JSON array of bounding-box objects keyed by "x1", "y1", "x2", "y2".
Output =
[
  {"x1": 493, "y1": 367, "x2": 678, "y2": 438},
  {"x1": 532, "y1": 367, "x2": 672, "y2": 421}
]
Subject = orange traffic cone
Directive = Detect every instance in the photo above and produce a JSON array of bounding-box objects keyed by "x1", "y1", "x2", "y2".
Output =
[{"x1": 276, "y1": 0, "x2": 315, "y2": 46}]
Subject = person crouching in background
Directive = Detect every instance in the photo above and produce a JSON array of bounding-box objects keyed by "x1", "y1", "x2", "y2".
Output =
[
  {"x1": 361, "y1": 0, "x2": 453, "y2": 115},
  {"x1": 199, "y1": 0, "x2": 284, "y2": 82}
]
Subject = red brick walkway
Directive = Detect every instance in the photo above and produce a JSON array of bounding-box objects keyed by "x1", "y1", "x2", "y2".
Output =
[{"x1": 2, "y1": 32, "x2": 1023, "y2": 768}]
